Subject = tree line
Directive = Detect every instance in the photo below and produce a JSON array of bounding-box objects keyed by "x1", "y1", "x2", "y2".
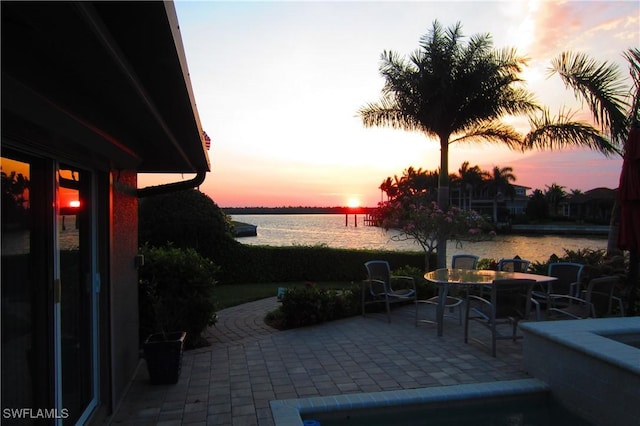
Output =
[{"x1": 378, "y1": 162, "x2": 590, "y2": 223}]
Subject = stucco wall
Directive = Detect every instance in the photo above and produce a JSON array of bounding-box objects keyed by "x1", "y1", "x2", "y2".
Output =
[{"x1": 110, "y1": 170, "x2": 140, "y2": 410}]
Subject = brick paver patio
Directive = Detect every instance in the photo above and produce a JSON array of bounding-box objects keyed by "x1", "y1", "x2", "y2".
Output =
[{"x1": 109, "y1": 297, "x2": 530, "y2": 425}]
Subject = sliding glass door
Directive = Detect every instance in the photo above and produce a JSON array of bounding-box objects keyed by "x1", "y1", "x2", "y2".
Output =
[
  {"x1": 1, "y1": 151, "x2": 99, "y2": 424},
  {"x1": 57, "y1": 164, "x2": 99, "y2": 424}
]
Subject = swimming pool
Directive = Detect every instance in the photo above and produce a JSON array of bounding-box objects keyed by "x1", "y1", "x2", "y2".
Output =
[{"x1": 602, "y1": 331, "x2": 640, "y2": 349}]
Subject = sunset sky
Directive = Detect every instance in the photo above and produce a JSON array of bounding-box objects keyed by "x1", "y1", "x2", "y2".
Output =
[{"x1": 138, "y1": 0, "x2": 639, "y2": 207}]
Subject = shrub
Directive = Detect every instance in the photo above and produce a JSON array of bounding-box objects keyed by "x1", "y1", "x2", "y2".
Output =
[
  {"x1": 274, "y1": 283, "x2": 360, "y2": 329},
  {"x1": 138, "y1": 189, "x2": 241, "y2": 263},
  {"x1": 528, "y1": 248, "x2": 621, "y2": 276},
  {"x1": 138, "y1": 244, "x2": 219, "y2": 349},
  {"x1": 477, "y1": 258, "x2": 499, "y2": 270}
]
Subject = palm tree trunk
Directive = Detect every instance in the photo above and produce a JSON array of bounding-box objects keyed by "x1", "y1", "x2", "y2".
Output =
[
  {"x1": 436, "y1": 187, "x2": 448, "y2": 269},
  {"x1": 627, "y1": 249, "x2": 639, "y2": 316},
  {"x1": 606, "y1": 199, "x2": 622, "y2": 256},
  {"x1": 436, "y1": 137, "x2": 450, "y2": 269}
]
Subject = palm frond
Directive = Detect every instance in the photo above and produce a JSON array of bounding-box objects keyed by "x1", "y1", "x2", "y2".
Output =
[
  {"x1": 494, "y1": 47, "x2": 528, "y2": 74},
  {"x1": 450, "y1": 120, "x2": 523, "y2": 149},
  {"x1": 624, "y1": 48, "x2": 640, "y2": 124},
  {"x1": 550, "y1": 51, "x2": 629, "y2": 143},
  {"x1": 357, "y1": 97, "x2": 424, "y2": 133},
  {"x1": 495, "y1": 86, "x2": 541, "y2": 116},
  {"x1": 523, "y1": 109, "x2": 621, "y2": 156}
]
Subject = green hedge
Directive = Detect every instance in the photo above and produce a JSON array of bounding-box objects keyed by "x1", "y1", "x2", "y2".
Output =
[{"x1": 217, "y1": 244, "x2": 429, "y2": 284}]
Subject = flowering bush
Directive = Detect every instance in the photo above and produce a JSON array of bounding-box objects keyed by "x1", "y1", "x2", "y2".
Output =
[{"x1": 378, "y1": 199, "x2": 494, "y2": 270}]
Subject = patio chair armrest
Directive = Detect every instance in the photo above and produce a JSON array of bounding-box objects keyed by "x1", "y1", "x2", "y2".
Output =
[
  {"x1": 363, "y1": 278, "x2": 388, "y2": 296},
  {"x1": 531, "y1": 290, "x2": 547, "y2": 300},
  {"x1": 548, "y1": 294, "x2": 595, "y2": 318},
  {"x1": 390, "y1": 275, "x2": 416, "y2": 291},
  {"x1": 466, "y1": 294, "x2": 492, "y2": 320},
  {"x1": 580, "y1": 290, "x2": 626, "y2": 316},
  {"x1": 612, "y1": 295, "x2": 625, "y2": 316},
  {"x1": 466, "y1": 294, "x2": 490, "y2": 303},
  {"x1": 548, "y1": 293, "x2": 585, "y2": 305},
  {"x1": 391, "y1": 275, "x2": 416, "y2": 284},
  {"x1": 530, "y1": 297, "x2": 541, "y2": 321},
  {"x1": 569, "y1": 281, "x2": 580, "y2": 297}
]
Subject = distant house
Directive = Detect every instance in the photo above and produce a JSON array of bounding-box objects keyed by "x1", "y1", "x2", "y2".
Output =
[
  {"x1": 454, "y1": 184, "x2": 531, "y2": 222},
  {"x1": 562, "y1": 188, "x2": 617, "y2": 223},
  {"x1": 505, "y1": 184, "x2": 531, "y2": 217},
  {"x1": 1, "y1": 2, "x2": 209, "y2": 424}
]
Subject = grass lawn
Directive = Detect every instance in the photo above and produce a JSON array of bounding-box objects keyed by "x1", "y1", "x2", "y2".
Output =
[{"x1": 215, "y1": 281, "x2": 357, "y2": 310}]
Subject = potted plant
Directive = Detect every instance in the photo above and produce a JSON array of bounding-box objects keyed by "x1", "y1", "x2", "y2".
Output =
[
  {"x1": 141, "y1": 282, "x2": 187, "y2": 385},
  {"x1": 138, "y1": 244, "x2": 219, "y2": 384},
  {"x1": 143, "y1": 330, "x2": 187, "y2": 385}
]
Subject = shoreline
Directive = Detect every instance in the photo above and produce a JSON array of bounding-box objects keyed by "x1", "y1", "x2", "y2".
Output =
[
  {"x1": 508, "y1": 224, "x2": 609, "y2": 236},
  {"x1": 231, "y1": 218, "x2": 609, "y2": 238},
  {"x1": 224, "y1": 207, "x2": 375, "y2": 215}
]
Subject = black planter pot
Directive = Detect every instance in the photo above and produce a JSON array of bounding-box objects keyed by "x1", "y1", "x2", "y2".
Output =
[{"x1": 143, "y1": 331, "x2": 186, "y2": 385}]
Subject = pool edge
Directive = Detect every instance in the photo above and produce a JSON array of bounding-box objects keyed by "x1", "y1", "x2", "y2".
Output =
[{"x1": 269, "y1": 378, "x2": 549, "y2": 426}]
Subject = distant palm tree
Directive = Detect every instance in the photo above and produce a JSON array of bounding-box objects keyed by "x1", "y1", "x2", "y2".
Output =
[
  {"x1": 524, "y1": 48, "x2": 640, "y2": 254},
  {"x1": 456, "y1": 161, "x2": 486, "y2": 211},
  {"x1": 359, "y1": 21, "x2": 539, "y2": 267},
  {"x1": 484, "y1": 166, "x2": 517, "y2": 223},
  {"x1": 545, "y1": 183, "x2": 567, "y2": 216},
  {"x1": 526, "y1": 189, "x2": 548, "y2": 221},
  {"x1": 379, "y1": 177, "x2": 394, "y2": 202}
]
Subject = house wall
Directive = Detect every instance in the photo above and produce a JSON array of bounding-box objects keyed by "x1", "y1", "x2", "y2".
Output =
[{"x1": 109, "y1": 170, "x2": 140, "y2": 411}]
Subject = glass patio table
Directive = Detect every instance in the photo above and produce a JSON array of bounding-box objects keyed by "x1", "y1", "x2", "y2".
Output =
[{"x1": 424, "y1": 268, "x2": 557, "y2": 336}]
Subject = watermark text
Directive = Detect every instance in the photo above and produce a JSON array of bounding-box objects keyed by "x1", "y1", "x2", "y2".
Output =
[{"x1": 2, "y1": 408, "x2": 69, "y2": 420}]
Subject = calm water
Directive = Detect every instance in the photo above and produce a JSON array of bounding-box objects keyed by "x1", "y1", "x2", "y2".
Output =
[{"x1": 232, "y1": 214, "x2": 608, "y2": 265}]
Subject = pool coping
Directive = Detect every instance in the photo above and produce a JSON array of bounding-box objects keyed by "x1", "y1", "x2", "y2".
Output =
[
  {"x1": 269, "y1": 378, "x2": 549, "y2": 426},
  {"x1": 520, "y1": 317, "x2": 640, "y2": 375}
]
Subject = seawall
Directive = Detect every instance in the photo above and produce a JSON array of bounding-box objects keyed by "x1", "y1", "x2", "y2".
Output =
[{"x1": 509, "y1": 224, "x2": 609, "y2": 235}]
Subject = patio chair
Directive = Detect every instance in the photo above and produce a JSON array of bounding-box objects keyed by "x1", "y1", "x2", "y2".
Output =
[
  {"x1": 362, "y1": 260, "x2": 416, "y2": 323},
  {"x1": 547, "y1": 275, "x2": 625, "y2": 319},
  {"x1": 416, "y1": 255, "x2": 477, "y2": 327},
  {"x1": 497, "y1": 257, "x2": 531, "y2": 272},
  {"x1": 452, "y1": 254, "x2": 479, "y2": 270},
  {"x1": 547, "y1": 262, "x2": 586, "y2": 297},
  {"x1": 464, "y1": 279, "x2": 536, "y2": 357},
  {"x1": 529, "y1": 262, "x2": 586, "y2": 318}
]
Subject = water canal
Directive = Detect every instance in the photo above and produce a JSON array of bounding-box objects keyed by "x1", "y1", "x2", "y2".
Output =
[{"x1": 231, "y1": 214, "x2": 608, "y2": 265}]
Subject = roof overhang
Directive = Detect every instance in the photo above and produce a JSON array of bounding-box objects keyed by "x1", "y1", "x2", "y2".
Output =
[{"x1": 1, "y1": 1, "x2": 209, "y2": 173}]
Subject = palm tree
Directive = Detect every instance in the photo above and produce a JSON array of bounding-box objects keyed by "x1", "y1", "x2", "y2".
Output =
[
  {"x1": 526, "y1": 189, "x2": 548, "y2": 221},
  {"x1": 484, "y1": 166, "x2": 517, "y2": 223},
  {"x1": 524, "y1": 48, "x2": 640, "y2": 254},
  {"x1": 379, "y1": 177, "x2": 394, "y2": 202},
  {"x1": 523, "y1": 48, "x2": 639, "y2": 314},
  {"x1": 457, "y1": 161, "x2": 485, "y2": 210},
  {"x1": 545, "y1": 183, "x2": 567, "y2": 216},
  {"x1": 358, "y1": 21, "x2": 539, "y2": 267}
]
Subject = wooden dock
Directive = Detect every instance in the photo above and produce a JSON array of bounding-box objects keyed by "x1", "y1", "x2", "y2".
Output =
[{"x1": 344, "y1": 213, "x2": 379, "y2": 227}]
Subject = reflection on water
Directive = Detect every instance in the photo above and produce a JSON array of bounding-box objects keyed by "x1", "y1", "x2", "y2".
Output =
[
  {"x1": 2, "y1": 216, "x2": 79, "y2": 255},
  {"x1": 232, "y1": 214, "x2": 608, "y2": 264}
]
